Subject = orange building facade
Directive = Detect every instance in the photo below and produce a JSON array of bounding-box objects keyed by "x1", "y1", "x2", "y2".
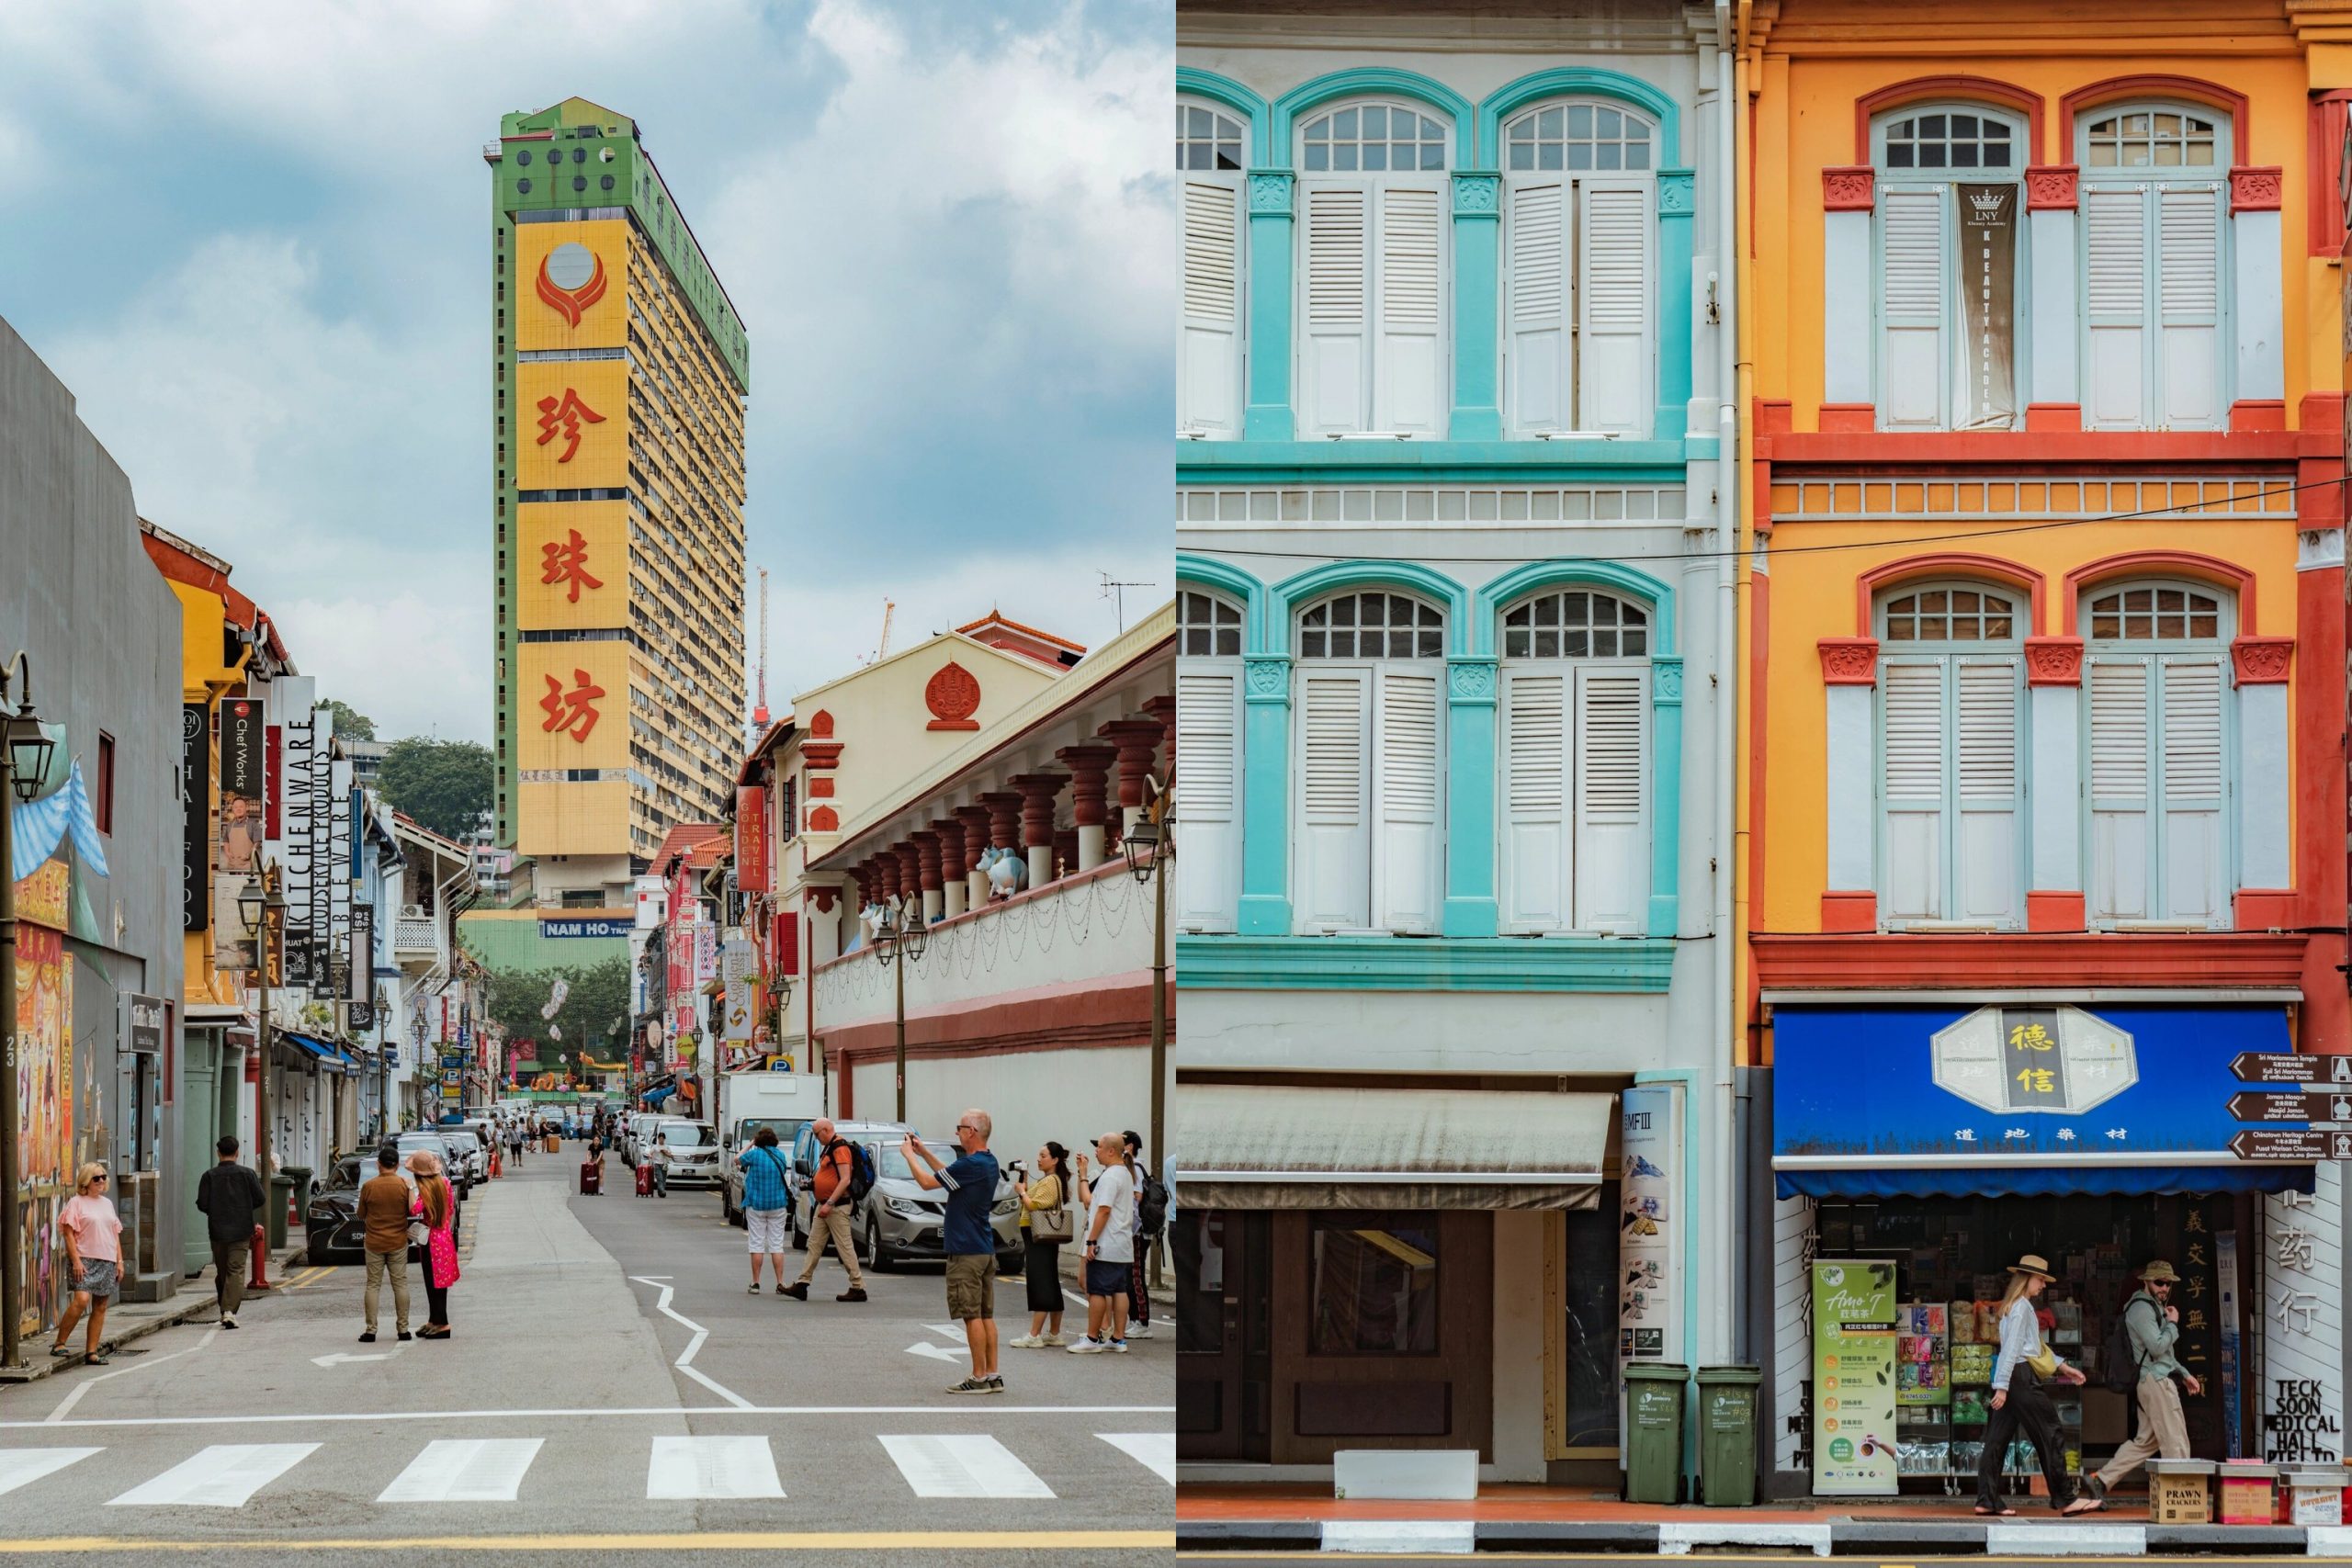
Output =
[{"x1": 1739, "y1": 2, "x2": 2351, "y2": 1496}]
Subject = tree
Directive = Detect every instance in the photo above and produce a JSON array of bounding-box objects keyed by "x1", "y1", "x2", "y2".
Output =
[
  {"x1": 320, "y1": 699, "x2": 377, "y2": 740},
  {"x1": 379, "y1": 736, "x2": 492, "y2": 841},
  {"x1": 471, "y1": 955, "x2": 632, "y2": 1086}
]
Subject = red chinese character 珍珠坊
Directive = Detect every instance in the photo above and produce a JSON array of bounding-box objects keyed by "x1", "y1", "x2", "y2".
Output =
[
  {"x1": 540, "y1": 528, "x2": 605, "y2": 604},
  {"x1": 535, "y1": 388, "x2": 605, "y2": 463},
  {"x1": 539, "y1": 669, "x2": 606, "y2": 742}
]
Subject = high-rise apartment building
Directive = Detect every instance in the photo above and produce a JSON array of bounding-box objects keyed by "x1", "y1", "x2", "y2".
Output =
[{"x1": 484, "y1": 96, "x2": 750, "y2": 904}]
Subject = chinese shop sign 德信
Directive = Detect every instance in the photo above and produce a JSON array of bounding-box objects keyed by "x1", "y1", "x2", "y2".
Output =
[{"x1": 1957, "y1": 183, "x2": 2017, "y2": 432}]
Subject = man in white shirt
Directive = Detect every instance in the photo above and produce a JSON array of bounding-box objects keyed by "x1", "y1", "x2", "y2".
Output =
[{"x1": 1069, "y1": 1131, "x2": 1133, "y2": 1354}]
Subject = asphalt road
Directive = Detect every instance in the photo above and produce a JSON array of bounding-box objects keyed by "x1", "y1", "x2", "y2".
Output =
[{"x1": 0, "y1": 1153, "x2": 1171, "y2": 1564}]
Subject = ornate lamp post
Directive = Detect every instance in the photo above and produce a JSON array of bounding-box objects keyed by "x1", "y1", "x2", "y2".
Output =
[
  {"x1": 0, "y1": 650, "x2": 57, "y2": 1371},
  {"x1": 1123, "y1": 787, "x2": 1172, "y2": 1288},
  {"x1": 873, "y1": 890, "x2": 929, "y2": 1122},
  {"x1": 236, "y1": 860, "x2": 287, "y2": 1271}
]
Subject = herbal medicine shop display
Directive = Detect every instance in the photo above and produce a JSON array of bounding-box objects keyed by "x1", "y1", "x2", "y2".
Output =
[{"x1": 1813, "y1": 1194, "x2": 2252, "y2": 1495}]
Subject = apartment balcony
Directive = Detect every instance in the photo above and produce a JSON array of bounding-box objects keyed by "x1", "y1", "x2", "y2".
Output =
[{"x1": 393, "y1": 908, "x2": 444, "y2": 967}]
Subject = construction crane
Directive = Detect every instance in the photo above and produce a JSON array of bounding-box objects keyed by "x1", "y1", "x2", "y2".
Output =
[
  {"x1": 871, "y1": 598, "x2": 896, "y2": 664},
  {"x1": 751, "y1": 567, "x2": 771, "y2": 728}
]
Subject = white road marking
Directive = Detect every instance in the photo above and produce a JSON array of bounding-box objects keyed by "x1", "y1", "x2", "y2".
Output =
[
  {"x1": 1097, "y1": 1431, "x2": 1174, "y2": 1483},
  {"x1": 904, "y1": 1341, "x2": 966, "y2": 1363},
  {"x1": 44, "y1": 1327, "x2": 218, "y2": 1424},
  {"x1": 107, "y1": 1442, "x2": 320, "y2": 1507},
  {"x1": 645, "y1": 1435, "x2": 783, "y2": 1499},
  {"x1": 0, "y1": 1403, "x2": 1171, "y2": 1430},
  {"x1": 377, "y1": 1438, "x2": 543, "y2": 1502},
  {"x1": 0, "y1": 1447, "x2": 101, "y2": 1496},
  {"x1": 924, "y1": 1323, "x2": 966, "y2": 1341},
  {"x1": 311, "y1": 1350, "x2": 399, "y2": 1368},
  {"x1": 879, "y1": 1434, "x2": 1055, "y2": 1499},
  {"x1": 627, "y1": 1274, "x2": 752, "y2": 1410}
]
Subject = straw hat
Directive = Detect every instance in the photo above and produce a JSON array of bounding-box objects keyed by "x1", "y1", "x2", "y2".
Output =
[
  {"x1": 2007, "y1": 1253, "x2": 2057, "y2": 1281},
  {"x1": 2139, "y1": 1259, "x2": 2180, "y2": 1283}
]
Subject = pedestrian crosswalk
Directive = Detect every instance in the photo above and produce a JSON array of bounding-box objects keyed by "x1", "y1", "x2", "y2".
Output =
[{"x1": 0, "y1": 1428, "x2": 1172, "y2": 1511}]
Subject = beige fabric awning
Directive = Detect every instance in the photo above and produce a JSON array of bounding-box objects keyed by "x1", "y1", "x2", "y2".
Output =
[{"x1": 1175, "y1": 1084, "x2": 1611, "y2": 1212}]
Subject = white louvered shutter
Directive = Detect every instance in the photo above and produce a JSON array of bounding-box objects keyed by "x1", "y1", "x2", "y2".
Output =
[
  {"x1": 1375, "y1": 186, "x2": 1444, "y2": 435},
  {"x1": 1300, "y1": 187, "x2": 1370, "y2": 434},
  {"x1": 1506, "y1": 181, "x2": 1569, "y2": 434},
  {"x1": 2084, "y1": 186, "x2": 2152, "y2": 431},
  {"x1": 1373, "y1": 669, "x2": 1442, "y2": 932},
  {"x1": 1499, "y1": 671, "x2": 1568, "y2": 931},
  {"x1": 1577, "y1": 180, "x2": 1652, "y2": 436},
  {"x1": 1173, "y1": 670, "x2": 1242, "y2": 931},
  {"x1": 1573, "y1": 668, "x2": 1649, "y2": 933},
  {"x1": 2086, "y1": 657, "x2": 2153, "y2": 921},
  {"x1": 2155, "y1": 186, "x2": 2222, "y2": 430},
  {"x1": 1880, "y1": 660, "x2": 1949, "y2": 921},
  {"x1": 1951, "y1": 659, "x2": 2021, "y2": 926},
  {"x1": 1295, "y1": 670, "x2": 1371, "y2": 930},
  {"x1": 2155, "y1": 656, "x2": 2225, "y2": 923},
  {"x1": 1180, "y1": 181, "x2": 1242, "y2": 436},
  {"x1": 1880, "y1": 186, "x2": 1948, "y2": 429}
]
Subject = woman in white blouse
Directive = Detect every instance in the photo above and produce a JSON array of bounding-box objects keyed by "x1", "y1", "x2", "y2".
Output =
[{"x1": 1973, "y1": 1253, "x2": 2087, "y2": 1516}]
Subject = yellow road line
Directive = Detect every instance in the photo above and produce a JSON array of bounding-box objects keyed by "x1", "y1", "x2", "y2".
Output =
[{"x1": 0, "y1": 1530, "x2": 1174, "y2": 1553}]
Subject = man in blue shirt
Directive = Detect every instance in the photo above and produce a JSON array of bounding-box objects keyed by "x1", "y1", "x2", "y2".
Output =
[
  {"x1": 903, "y1": 1110, "x2": 1001, "y2": 1394},
  {"x1": 737, "y1": 1126, "x2": 796, "y2": 1295}
]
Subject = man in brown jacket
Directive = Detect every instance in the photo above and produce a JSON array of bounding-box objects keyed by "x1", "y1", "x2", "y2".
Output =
[{"x1": 358, "y1": 1146, "x2": 413, "y2": 1342}]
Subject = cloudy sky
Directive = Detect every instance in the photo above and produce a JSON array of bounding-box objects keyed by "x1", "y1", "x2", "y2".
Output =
[{"x1": 0, "y1": 0, "x2": 1171, "y2": 742}]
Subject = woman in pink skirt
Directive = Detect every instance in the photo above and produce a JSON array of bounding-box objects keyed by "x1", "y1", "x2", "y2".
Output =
[{"x1": 409, "y1": 1149, "x2": 461, "y2": 1338}]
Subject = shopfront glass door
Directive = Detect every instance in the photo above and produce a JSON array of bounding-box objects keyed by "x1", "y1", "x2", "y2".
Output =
[{"x1": 1177, "y1": 1209, "x2": 1271, "y2": 1461}]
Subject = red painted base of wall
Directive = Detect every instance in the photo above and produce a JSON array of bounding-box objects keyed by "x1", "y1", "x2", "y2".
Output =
[
  {"x1": 2025, "y1": 403, "x2": 2083, "y2": 433},
  {"x1": 2230, "y1": 400, "x2": 2288, "y2": 432},
  {"x1": 2026, "y1": 891, "x2": 2086, "y2": 931},
  {"x1": 2233, "y1": 889, "x2": 2299, "y2": 931},
  {"x1": 1753, "y1": 931, "x2": 2311, "y2": 990},
  {"x1": 1818, "y1": 403, "x2": 1875, "y2": 434},
  {"x1": 1819, "y1": 891, "x2": 1877, "y2": 931},
  {"x1": 817, "y1": 971, "x2": 1170, "y2": 1070}
]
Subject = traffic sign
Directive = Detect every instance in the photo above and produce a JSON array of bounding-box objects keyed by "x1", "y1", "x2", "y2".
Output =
[
  {"x1": 2229, "y1": 1128, "x2": 2342, "y2": 1160},
  {"x1": 2230, "y1": 1053, "x2": 2352, "y2": 1086},
  {"x1": 2229, "y1": 1091, "x2": 2352, "y2": 1123}
]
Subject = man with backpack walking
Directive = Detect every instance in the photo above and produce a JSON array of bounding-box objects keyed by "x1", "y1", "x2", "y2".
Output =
[
  {"x1": 2066, "y1": 1260, "x2": 2200, "y2": 1513},
  {"x1": 781, "y1": 1118, "x2": 868, "y2": 1303}
]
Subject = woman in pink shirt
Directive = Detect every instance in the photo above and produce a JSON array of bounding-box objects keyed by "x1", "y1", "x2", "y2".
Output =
[{"x1": 51, "y1": 1163, "x2": 124, "y2": 1364}]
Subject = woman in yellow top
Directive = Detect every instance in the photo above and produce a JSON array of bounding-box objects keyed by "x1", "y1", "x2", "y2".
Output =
[{"x1": 1008, "y1": 1141, "x2": 1072, "y2": 1348}]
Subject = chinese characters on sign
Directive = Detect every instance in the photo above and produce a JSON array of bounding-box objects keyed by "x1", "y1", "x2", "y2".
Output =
[
  {"x1": 2006, "y1": 1010, "x2": 2070, "y2": 1109},
  {"x1": 539, "y1": 669, "x2": 605, "y2": 742},
  {"x1": 535, "y1": 388, "x2": 605, "y2": 462},
  {"x1": 539, "y1": 528, "x2": 605, "y2": 604}
]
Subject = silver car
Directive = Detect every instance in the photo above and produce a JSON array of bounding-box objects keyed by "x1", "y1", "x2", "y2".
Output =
[
  {"x1": 790, "y1": 1121, "x2": 1021, "y2": 1272},
  {"x1": 649, "y1": 1119, "x2": 721, "y2": 1189}
]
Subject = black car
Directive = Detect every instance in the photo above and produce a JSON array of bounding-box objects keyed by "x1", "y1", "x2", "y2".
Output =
[{"x1": 303, "y1": 1155, "x2": 369, "y2": 1264}]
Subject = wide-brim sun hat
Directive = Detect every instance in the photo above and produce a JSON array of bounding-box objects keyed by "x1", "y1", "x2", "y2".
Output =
[
  {"x1": 2007, "y1": 1253, "x2": 2057, "y2": 1281},
  {"x1": 2140, "y1": 1259, "x2": 2180, "y2": 1282}
]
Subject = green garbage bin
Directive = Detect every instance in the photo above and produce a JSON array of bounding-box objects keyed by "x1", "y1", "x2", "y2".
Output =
[
  {"x1": 1624, "y1": 1361, "x2": 1691, "y2": 1504},
  {"x1": 281, "y1": 1166, "x2": 314, "y2": 1239},
  {"x1": 267, "y1": 1173, "x2": 294, "y2": 1249},
  {"x1": 1696, "y1": 1366, "x2": 1763, "y2": 1506}
]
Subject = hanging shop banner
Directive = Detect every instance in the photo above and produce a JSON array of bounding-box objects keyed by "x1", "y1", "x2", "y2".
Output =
[
  {"x1": 352, "y1": 905, "x2": 374, "y2": 1015},
  {"x1": 1773, "y1": 1004, "x2": 2304, "y2": 1198},
  {"x1": 694, "y1": 920, "x2": 718, "y2": 987},
  {"x1": 127, "y1": 994, "x2": 166, "y2": 1056},
  {"x1": 737, "y1": 784, "x2": 770, "y2": 894},
  {"x1": 327, "y1": 763, "x2": 355, "y2": 996},
  {"x1": 270, "y1": 676, "x2": 319, "y2": 987},
  {"x1": 219, "y1": 695, "x2": 263, "y2": 868},
  {"x1": 1956, "y1": 183, "x2": 2018, "y2": 431},
  {"x1": 720, "y1": 939, "x2": 756, "y2": 1043},
  {"x1": 1813, "y1": 1258, "x2": 1898, "y2": 1496},
  {"x1": 181, "y1": 705, "x2": 209, "y2": 933},
  {"x1": 1618, "y1": 1084, "x2": 1682, "y2": 1366}
]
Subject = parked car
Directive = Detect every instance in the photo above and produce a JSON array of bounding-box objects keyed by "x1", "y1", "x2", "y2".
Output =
[
  {"x1": 789, "y1": 1121, "x2": 1020, "y2": 1272},
  {"x1": 440, "y1": 1124, "x2": 491, "y2": 1184},
  {"x1": 720, "y1": 1115, "x2": 817, "y2": 1226},
  {"x1": 396, "y1": 1131, "x2": 468, "y2": 1199},
  {"x1": 623, "y1": 1112, "x2": 661, "y2": 1168},
  {"x1": 303, "y1": 1154, "x2": 369, "y2": 1264},
  {"x1": 650, "y1": 1119, "x2": 720, "y2": 1189}
]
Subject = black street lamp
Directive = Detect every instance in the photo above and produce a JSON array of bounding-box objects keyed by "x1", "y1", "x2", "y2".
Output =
[
  {"x1": 874, "y1": 891, "x2": 928, "y2": 1120},
  {"x1": 237, "y1": 861, "x2": 287, "y2": 1259},
  {"x1": 0, "y1": 649, "x2": 51, "y2": 1371},
  {"x1": 1125, "y1": 786, "x2": 1173, "y2": 1289}
]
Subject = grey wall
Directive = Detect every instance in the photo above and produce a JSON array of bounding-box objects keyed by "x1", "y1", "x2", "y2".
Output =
[{"x1": 0, "y1": 315, "x2": 188, "y2": 1285}]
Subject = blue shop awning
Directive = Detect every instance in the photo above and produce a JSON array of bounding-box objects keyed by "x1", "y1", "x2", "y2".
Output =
[
  {"x1": 283, "y1": 1032, "x2": 356, "y2": 1077},
  {"x1": 1772, "y1": 1002, "x2": 2322, "y2": 1200}
]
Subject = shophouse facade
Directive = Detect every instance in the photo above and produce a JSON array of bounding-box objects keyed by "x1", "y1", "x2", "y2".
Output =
[
  {"x1": 389, "y1": 817, "x2": 480, "y2": 1130},
  {"x1": 1741, "y1": 0, "x2": 2351, "y2": 1497},
  {"x1": 4, "y1": 320, "x2": 189, "y2": 1326},
  {"x1": 1173, "y1": 1, "x2": 1741, "y2": 1483},
  {"x1": 805, "y1": 604, "x2": 1174, "y2": 1212}
]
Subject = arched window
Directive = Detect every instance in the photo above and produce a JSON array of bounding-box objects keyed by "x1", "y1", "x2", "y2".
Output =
[
  {"x1": 2078, "y1": 105, "x2": 2229, "y2": 433},
  {"x1": 1502, "y1": 101, "x2": 1657, "y2": 437},
  {"x1": 1872, "y1": 105, "x2": 2028, "y2": 433},
  {"x1": 1874, "y1": 582, "x2": 2025, "y2": 928},
  {"x1": 1295, "y1": 102, "x2": 1453, "y2": 438},
  {"x1": 1498, "y1": 590, "x2": 1652, "y2": 934},
  {"x1": 1179, "y1": 97, "x2": 1247, "y2": 438},
  {"x1": 2083, "y1": 581, "x2": 2233, "y2": 927},
  {"x1": 1292, "y1": 590, "x2": 1446, "y2": 933},
  {"x1": 1176, "y1": 588, "x2": 1248, "y2": 933}
]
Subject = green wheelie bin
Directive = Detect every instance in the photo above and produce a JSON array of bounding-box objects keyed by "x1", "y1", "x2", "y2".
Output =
[
  {"x1": 1696, "y1": 1366, "x2": 1762, "y2": 1506},
  {"x1": 1624, "y1": 1361, "x2": 1691, "y2": 1504}
]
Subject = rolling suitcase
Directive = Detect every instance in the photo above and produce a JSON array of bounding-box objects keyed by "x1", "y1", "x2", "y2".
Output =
[
  {"x1": 579, "y1": 1159, "x2": 602, "y2": 1194},
  {"x1": 636, "y1": 1162, "x2": 655, "y2": 1197}
]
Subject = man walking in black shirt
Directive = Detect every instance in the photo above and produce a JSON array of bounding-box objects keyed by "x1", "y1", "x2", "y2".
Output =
[{"x1": 194, "y1": 1135, "x2": 266, "y2": 1328}]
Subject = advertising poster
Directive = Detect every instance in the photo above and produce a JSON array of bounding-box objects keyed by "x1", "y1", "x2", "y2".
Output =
[
  {"x1": 214, "y1": 694, "x2": 264, "y2": 971},
  {"x1": 14, "y1": 923, "x2": 74, "y2": 1338},
  {"x1": 1813, "y1": 1259, "x2": 1898, "y2": 1495},
  {"x1": 181, "y1": 704, "x2": 209, "y2": 932},
  {"x1": 720, "y1": 939, "x2": 755, "y2": 1043},
  {"x1": 1956, "y1": 183, "x2": 2018, "y2": 431}
]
